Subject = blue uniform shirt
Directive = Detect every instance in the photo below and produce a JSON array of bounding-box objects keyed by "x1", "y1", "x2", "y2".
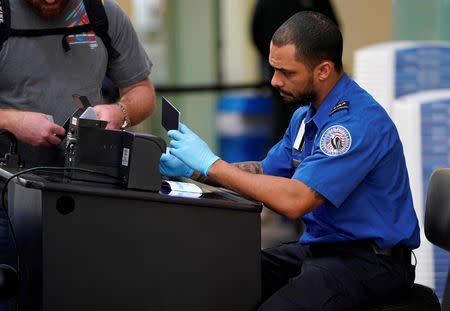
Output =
[{"x1": 262, "y1": 74, "x2": 420, "y2": 249}]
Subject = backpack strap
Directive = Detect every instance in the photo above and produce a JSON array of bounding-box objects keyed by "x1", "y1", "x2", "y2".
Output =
[
  {"x1": 6, "y1": 24, "x2": 94, "y2": 52},
  {"x1": 0, "y1": 0, "x2": 11, "y2": 51},
  {"x1": 9, "y1": 25, "x2": 92, "y2": 37},
  {"x1": 83, "y1": 0, "x2": 120, "y2": 60}
]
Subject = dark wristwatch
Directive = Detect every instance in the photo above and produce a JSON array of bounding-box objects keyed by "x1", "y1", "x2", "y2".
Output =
[{"x1": 117, "y1": 102, "x2": 131, "y2": 129}]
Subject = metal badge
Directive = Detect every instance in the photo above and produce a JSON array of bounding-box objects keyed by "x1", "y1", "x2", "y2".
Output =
[{"x1": 329, "y1": 100, "x2": 349, "y2": 117}]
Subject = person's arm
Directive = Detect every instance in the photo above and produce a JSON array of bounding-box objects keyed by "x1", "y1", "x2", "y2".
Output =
[
  {"x1": 0, "y1": 110, "x2": 65, "y2": 147},
  {"x1": 192, "y1": 161, "x2": 264, "y2": 185},
  {"x1": 207, "y1": 160, "x2": 324, "y2": 219},
  {"x1": 167, "y1": 124, "x2": 325, "y2": 219},
  {"x1": 93, "y1": 77, "x2": 156, "y2": 130}
]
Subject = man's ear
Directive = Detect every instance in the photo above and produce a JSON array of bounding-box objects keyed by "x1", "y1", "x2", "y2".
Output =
[{"x1": 315, "y1": 61, "x2": 333, "y2": 81}]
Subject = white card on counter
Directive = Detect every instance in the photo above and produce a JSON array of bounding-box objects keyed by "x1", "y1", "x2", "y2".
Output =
[{"x1": 162, "y1": 180, "x2": 202, "y2": 198}]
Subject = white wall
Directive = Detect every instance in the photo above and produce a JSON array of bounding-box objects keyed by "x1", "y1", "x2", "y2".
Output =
[{"x1": 220, "y1": 0, "x2": 260, "y2": 84}]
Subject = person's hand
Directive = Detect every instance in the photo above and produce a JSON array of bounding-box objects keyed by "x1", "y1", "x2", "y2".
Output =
[
  {"x1": 159, "y1": 148, "x2": 194, "y2": 178},
  {"x1": 168, "y1": 123, "x2": 219, "y2": 176},
  {"x1": 7, "y1": 111, "x2": 65, "y2": 147},
  {"x1": 93, "y1": 104, "x2": 124, "y2": 130}
]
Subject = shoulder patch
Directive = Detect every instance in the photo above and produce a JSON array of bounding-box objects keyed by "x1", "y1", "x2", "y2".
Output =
[
  {"x1": 320, "y1": 125, "x2": 352, "y2": 156},
  {"x1": 329, "y1": 100, "x2": 349, "y2": 116}
]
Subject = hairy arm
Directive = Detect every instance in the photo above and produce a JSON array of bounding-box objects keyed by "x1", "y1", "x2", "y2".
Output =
[
  {"x1": 94, "y1": 77, "x2": 156, "y2": 129},
  {"x1": 118, "y1": 77, "x2": 156, "y2": 125},
  {"x1": 0, "y1": 110, "x2": 65, "y2": 147}
]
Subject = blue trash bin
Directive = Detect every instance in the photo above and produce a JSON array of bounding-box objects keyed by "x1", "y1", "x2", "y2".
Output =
[{"x1": 217, "y1": 93, "x2": 273, "y2": 163}]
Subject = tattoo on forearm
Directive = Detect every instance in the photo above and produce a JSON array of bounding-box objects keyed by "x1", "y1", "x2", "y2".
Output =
[
  {"x1": 196, "y1": 173, "x2": 208, "y2": 184},
  {"x1": 191, "y1": 171, "x2": 219, "y2": 186},
  {"x1": 233, "y1": 162, "x2": 264, "y2": 174},
  {"x1": 308, "y1": 186, "x2": 325, "y2": 200}
]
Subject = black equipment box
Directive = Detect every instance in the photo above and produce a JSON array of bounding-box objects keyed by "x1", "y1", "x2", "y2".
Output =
[{"x1": 64, "y1": 117, "x2": 165, "y2": 191}]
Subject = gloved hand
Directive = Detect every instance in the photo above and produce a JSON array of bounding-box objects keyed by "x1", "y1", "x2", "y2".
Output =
[
  {"x1": 159, "y1": 148, "x2": 194, "y2": 178},
  {"x1": 168, "y1": 123, "x2": 220, "y2": 176}
]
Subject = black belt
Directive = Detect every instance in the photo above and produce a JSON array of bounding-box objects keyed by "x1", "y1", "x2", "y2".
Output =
[
  {"x1": 309, "y1": 240, "x2": 412, "y2": 263},
  {"x1": 370, "y1": 242, "x2": 411, "y2": 263}
]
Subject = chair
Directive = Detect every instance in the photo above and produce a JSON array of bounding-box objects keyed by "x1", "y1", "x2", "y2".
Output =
[
  {"x1": 366, "y1": 167, "x2": 450, "y2": 311},
  {"x1": 366, "y1": 283, "x2": 440, "y2": 311},
  {"x1": 0, "y1": 264, "x2": 17, "y2": 301},
  {"x1": 425, "y1": 168, "x2": 450, "y2": 311}
]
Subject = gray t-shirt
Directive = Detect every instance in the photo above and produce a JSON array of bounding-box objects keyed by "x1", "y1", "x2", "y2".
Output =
[{"x1": 0, "y1": 0, "x2": 152, "y2": 125}]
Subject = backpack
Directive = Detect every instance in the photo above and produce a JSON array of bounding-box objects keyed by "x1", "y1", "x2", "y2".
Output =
[{"x1": 0, "y1": 0, "x2": 120, "y2": 60}]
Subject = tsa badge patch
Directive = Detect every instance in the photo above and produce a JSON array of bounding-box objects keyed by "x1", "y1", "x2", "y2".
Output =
[{"x1": 319, "y1": 125, "x2": 352, "y2": 156}]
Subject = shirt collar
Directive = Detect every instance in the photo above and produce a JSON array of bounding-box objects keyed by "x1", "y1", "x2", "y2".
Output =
[{"x1": 304, "y1": 73, "x2": 350, "y2": 129}]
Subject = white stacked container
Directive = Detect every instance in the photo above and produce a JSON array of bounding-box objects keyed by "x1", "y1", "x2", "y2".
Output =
[{"x1": 393, "y1": 90, "x2": 450, "y2": 300}]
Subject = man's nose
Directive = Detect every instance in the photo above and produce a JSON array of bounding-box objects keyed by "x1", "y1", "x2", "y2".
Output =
[{"x1": 271, "y1": 71, "x2": 282, "y2": 88}]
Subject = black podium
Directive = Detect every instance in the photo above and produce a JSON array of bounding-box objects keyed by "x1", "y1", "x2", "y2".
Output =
[{"x1": 1, "y1": 168, "x2": 262, "y2": 311}]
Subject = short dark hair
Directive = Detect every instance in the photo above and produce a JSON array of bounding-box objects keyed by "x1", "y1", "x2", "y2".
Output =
[{"x1": 272, "y1": 11, "x2": 343, "y2": 72}]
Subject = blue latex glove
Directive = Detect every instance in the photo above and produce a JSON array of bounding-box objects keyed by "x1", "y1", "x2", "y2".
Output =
[
  {"x1": 168, "y1": 123, "x2": 220, "y2": 176},
  {"x1": 159, "y1": 148, "x2": 194, "y2": 178}
]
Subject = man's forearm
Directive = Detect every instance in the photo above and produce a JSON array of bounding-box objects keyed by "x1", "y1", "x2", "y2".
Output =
[
  {"x1": 232, "y1": 161, "x2": 264, "y2": 174},
  {"x1": 118, "y1": 78, "x2": 156, "y2": 126},
  {"x1": 191, "y1": 161, "x2": 263, "y2": 185},
  {"x1": 0, "y1": 110, "x2": 18, "y2": 130},
  {"x1": 0, "y1": 109, "x2": 65, "y2": 146},
  {"x1": 208, "y1": 160, "x2": 324, "y2": 219}
]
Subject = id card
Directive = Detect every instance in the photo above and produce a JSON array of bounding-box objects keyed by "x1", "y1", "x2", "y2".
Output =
[{"x1": 162, "y1": 97, "x2": 180, "y2": 131}]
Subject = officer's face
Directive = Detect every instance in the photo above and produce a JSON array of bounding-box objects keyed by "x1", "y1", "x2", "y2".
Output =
[
  {"x1": 269, "y1": 43, "x2": 316, "y2": 106},
  {"x1": 23, "y1": 0, "x2": 70, "y2": 18}
]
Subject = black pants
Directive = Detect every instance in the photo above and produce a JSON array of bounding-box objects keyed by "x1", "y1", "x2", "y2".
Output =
[{"x1": 259, "y1": 241, "x2": 415, "y2": 311}]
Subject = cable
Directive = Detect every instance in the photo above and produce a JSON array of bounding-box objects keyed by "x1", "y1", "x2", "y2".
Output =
[
  {"x1": 0, "y1": 129, "x2": 17, "y2": 155},
  {"x1": 411, "y1": 249, "x2": 417, "y2": 267},
  {"x1": 0, "y1": 166, "x2": 123, "y2": 297}
]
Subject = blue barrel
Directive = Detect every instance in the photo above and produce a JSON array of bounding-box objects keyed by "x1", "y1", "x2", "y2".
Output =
[{"x1": 217, "y1": 93, "x2": 273, "y2": 163}]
